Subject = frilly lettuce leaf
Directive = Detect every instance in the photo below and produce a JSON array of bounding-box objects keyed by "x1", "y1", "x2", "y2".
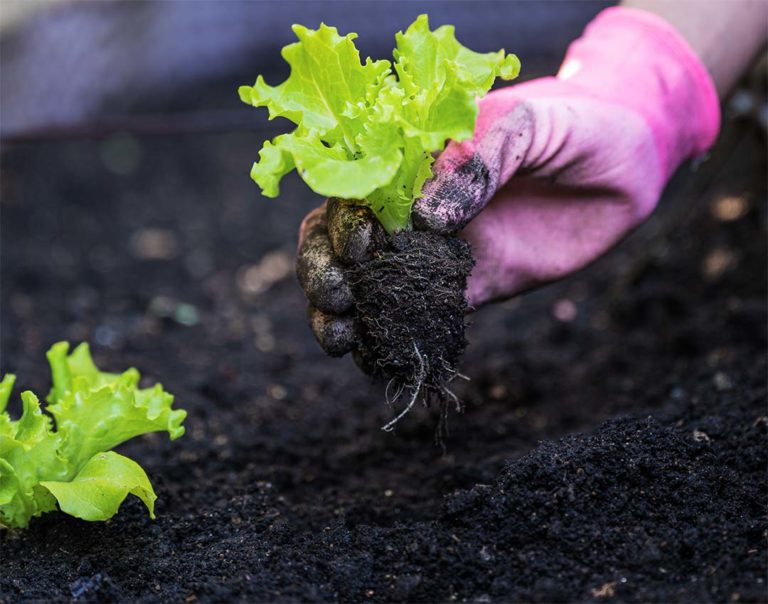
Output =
[
  {"x1": 240, "y1": 14, "x2": 519, "y2": 233},
  {"x1": 41, "y1": 451, "x2": 157, "y2": 522},
  {"x1": 0, "y1": 342, "x2": 185, "y2": 529},
  {"x1": 46, "y1": 342, "x2": 186, "y2": 469},
  {"x1": 251, "y1": 130, "x2": 403, "y2": 200},
  {"x1": 0, "y1": 390, "x2": 63, "y2": 528}
]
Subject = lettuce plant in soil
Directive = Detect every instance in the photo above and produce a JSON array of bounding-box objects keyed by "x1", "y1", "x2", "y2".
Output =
[
  {"x1": 240, "y1": 15, "x2": 519, "y2": 419},
  {"x1": 0, "y1": 342, "x2": 186, "y2": 529}
]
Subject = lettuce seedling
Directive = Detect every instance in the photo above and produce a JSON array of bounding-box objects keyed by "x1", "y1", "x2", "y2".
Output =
[
  {"x1": 0, "y1": 342, "x2": 186, "y2": 529},
  {"x1": 239, "y1": 14, "x2": 519, "y2": 233}
]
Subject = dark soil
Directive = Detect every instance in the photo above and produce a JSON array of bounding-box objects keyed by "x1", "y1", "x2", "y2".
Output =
[
  {"x1": 0, "y1": 111, "x2": 765, "y2": 602},
  {"x1": 349, "y1": 230, "x2": 473, "y2": 426}
]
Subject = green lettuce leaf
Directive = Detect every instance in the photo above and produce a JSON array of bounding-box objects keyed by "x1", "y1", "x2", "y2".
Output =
[
  {"x1": 46, "y1": 342, "x2": 186, "y2": 469},
  {"x1": 0, "y1": 391, "x2": 63, "y2": 528},
  {"x1": 41, "y1": 451, "x2": 157, "y2": 522},
  {"x1": 0, "y1": 374, "x2": 15, "y2": 413},
  {"x1": 0, "y1": 342, "x2": 185, "y2": 529},
  {"x1": 240, "y1": 14, "x2": 519, "y2": 233}
]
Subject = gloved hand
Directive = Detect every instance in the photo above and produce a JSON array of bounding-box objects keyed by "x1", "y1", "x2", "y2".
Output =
[
  {"x1": 296, "y1": 196, "x2": 379, "y2": 357},
  {"x1": 297, "y1": 6, "x2": 720, "y2": 357}
]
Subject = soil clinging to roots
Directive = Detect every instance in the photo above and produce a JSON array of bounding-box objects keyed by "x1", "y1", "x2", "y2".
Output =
[{"x1": 348, "y1": 230, "x2": 474, "y2": 430}]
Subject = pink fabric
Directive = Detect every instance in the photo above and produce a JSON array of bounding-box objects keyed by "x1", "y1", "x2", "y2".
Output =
[
  {"x1": 415, "y1": 6, "x2": 721, "y2": 307},
  {"x1": 558, "y1": 6, "x2": 720, "y2": 179}
]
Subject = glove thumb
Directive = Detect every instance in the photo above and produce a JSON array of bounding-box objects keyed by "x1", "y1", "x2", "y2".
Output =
[{"x1": 413, "y1": 93, "x2": 533, "y2": 234}]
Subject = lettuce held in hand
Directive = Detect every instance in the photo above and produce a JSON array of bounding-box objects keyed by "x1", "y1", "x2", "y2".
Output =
[
  {"x1": 0, "y1": 342, "x2": 186, "y2": 529},
  {"x1": 239, "y1": 14, "x2": 519, "y2": 233}
]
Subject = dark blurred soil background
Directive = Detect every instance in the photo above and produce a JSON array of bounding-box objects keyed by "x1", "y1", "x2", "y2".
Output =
[{"x1": 0, "y1": 2, "x2": 766, "y2": 602}]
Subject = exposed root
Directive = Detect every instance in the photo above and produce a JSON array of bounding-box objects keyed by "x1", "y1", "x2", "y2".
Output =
[
  {"x1": 348, "y1": 229, "x2": 474, "y2": 434},
  {"x1": 381, "y1": 342, "x2": 427, "y2": 432},
  {"x1": 381, "y1": 346, "x2": 472, "y2": 437}
]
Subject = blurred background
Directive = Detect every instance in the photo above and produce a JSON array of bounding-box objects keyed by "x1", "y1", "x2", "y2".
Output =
[{"x1": 1, "y1": 0, "x2": 611, "y2": 140}]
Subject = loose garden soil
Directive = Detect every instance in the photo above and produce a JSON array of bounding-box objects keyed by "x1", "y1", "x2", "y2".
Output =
[{"x1": 0, "y1": 109, "x2": 765, "y2": 602}]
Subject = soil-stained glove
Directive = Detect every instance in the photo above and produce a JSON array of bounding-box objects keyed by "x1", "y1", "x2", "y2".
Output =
[
  {"x1": 297, "y1": 197, "x2": 380, "y2": 357},
  {"x1": 297, "y1": 6, "x2": 720, "y2": 356},
  {"x1": 414, "y1": 6, "x2": 720, "y2": 306}
]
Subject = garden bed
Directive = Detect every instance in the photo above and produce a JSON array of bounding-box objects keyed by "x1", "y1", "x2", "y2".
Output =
[{"x1": 0, "y1": 110, "x2": 765, "y2": 602}]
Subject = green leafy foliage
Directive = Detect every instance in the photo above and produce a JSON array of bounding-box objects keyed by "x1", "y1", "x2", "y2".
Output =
[
  {"x1": 41, "y1": 452, "x2": 157, "y2": 522},
  {"x1": 240, "y1": 14, "x2": 519, "y2": 232},
  {"x1": 0, "y1": 343, "x2": 186, "y2": 529}
]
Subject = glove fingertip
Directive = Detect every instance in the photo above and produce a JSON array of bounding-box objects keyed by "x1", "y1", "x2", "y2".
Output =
[
  {"x1": 308, "y1": 306, "x2": 356, "y2": 357},
  {"x1": 296, "y1": 228, "x2": 354, "y2": 315},
  {"x1": 412, "y1": 193, "x2": 454, "y2": 234},
  {"x1": 414, "y1": 155, "x2": 491, "y2": 234},
  {"x1": 304, "y1": 264, "x2": 354, "y2": 315},
  {"x1": 327, "y1": 198, "x2": 377, "y2": 265}
]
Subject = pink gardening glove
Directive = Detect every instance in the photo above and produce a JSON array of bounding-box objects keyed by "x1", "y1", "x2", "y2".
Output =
[
  {"x1": 413, "y1": 6, "x2": 721, "y2": 307},
  {"x1": 296, "y1": 6, "x2": 720, "y2": 358}
]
